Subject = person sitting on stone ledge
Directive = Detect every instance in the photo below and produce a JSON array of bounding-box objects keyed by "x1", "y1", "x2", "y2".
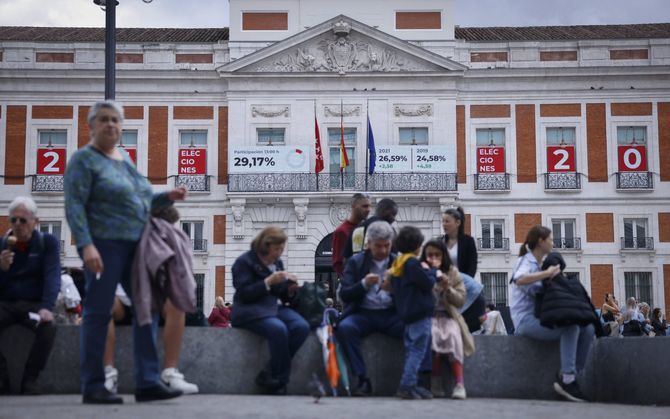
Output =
[
  {"x1": 0, "y1": 196, "x2": 61, "y2": 395},
  {"x1": 208, "y1": 296, "x2": 231, "y2": 328},
  {"x1": 231, "y1": 226, "x2": 309, "y2": 395},
  {"x1": 336, "y1": 221, "x2": 432, "y2": 397}
]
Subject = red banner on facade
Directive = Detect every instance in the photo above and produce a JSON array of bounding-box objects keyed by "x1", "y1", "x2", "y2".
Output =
[
  {"x1": 179, "y1": 148, "x2": 207, "y2": 175},
  {"x1": 618, "y1": 145, "x2": 647, "y2": 172},
  {"x1": 120, "y1": 147, "x2": 137, "y2": 165},
  {"x1": 477, "y1": 146, "x2": 505, "y2": 173},
  {"x1": 546, "y1": 145, "x2": 576, "y2": 172},
  {"x1": 37, "y1": 148, "x2": 66, "y2": 175}
]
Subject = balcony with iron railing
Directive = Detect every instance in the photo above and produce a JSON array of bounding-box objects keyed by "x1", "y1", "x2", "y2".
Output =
[
  {"x1": 477, "y1": 238, "x2": 510, "y2": 252},
  {"x1": 191, "y1": 239, "x2": 208, "y2": 253},
  {"x1": 227, "y1": 172, "x2": 458, "y2": 193},
  {"x1": 620, "y1": 237, "x2": 654, "y2": 251},
  {"x1": 474, "y1": 174, "x2": 510, "y2": 192},
  {"x1": 32, "y1": 175, "x2": 64, "y2": 192},
  {"x1": 544, "y1": 173, "x2": 582, "y2": 190},
  {"x1": 553, "y1": 237, "x2": 582, "y2": 251},
  {"x1": 175, "y1": 175, "x2": 210, "y2": 192},
  {"x1": 616, "y1": 172, "x2": 653, "y2": 190}
]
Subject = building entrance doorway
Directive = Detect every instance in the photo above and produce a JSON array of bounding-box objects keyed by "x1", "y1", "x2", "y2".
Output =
[{"x1": 315, "y1": 233, "x2": 338, "y2": 300}]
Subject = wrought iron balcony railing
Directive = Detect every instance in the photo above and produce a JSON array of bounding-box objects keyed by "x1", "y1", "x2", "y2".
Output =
[
  {"x1": 616, "y1": 172, "x2": 653, "y2": 190},
  {"x1": 32, "y1": 175, "x2": 64, "y2": 192},
  {"x1": 227, "y1": 172, "x2": 458, "y2": 193},
  {"x1": 553, "y1": 237, "x2": 582, "y2": 250},
  {"x1": 191, "y1": 239, "x2": 208, "y2": 253},
  {"x1": 59, "y1": 240, "x2": 65, "y2": 254},
  {"x1": 175, "y1": 175, "x2": 210, "y2": 192},
  {"x1": 477, "y1": 238, "x2": 510, "y2": 251},
  {"x1": 620, "y1": 237, "x2": 654, "y2": 250},
  {"x1": 474, "y1": 174, "x2": 510, "y2": 191},
  {"x1": 545, "y1": 173, "x2": 582, "y2": 190}
]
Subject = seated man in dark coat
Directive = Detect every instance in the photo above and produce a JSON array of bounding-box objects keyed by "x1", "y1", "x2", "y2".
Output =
[
  {"x1": 0, "y1": 196, "x2": 61, "y2": 394},
  {"x1": 336, "y1": 221, "x2": 431, "y2": 396}
]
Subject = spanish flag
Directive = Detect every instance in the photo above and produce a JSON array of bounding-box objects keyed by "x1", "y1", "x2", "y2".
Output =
[{"x1": 340, "y1": 101, "x2": 349, "y2": 172}]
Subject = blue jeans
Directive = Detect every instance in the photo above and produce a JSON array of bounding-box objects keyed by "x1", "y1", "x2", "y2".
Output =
[
  {"x1": 515, "y1": 315, "x2": 594, "y2": 374},
  {"x1": 239, "y1": 306, "x2": 310, "y2": 385},
  {"x1": 336, "y1": 308, "x2": 432, "y2": 379},
  {"x1": 79, "y1": 238, "x2": 161, "y2": 394},
  {"x1": 400, "y1": 317, "x2": 432, "y2": 388}
]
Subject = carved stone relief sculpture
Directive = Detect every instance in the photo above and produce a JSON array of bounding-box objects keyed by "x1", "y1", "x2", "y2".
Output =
[
  {"x1": 251, "y1": 106, "x2": 290, "y2": 118},
  {"x1": 394, "y1": 104, "x2": 433, "y2": 117}
]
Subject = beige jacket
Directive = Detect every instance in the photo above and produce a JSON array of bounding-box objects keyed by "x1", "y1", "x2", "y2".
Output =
[
  {"x1": 131, "y1": 217, "x2": 196, "y2": 326},
  {"x1": 434, "y1": 266, "x2": 476, "y2": 357}
]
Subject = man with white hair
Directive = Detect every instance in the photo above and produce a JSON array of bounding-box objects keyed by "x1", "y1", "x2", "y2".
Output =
[
  {"x1": 336, "y1": 221, "x2": 431, "y2": 397},
  {"x1": 0, "y1": 196, "x2": 61, "y2": 394}
]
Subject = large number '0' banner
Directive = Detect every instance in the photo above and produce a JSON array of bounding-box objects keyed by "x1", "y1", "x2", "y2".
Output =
[
  {"x1": 37, "y1": 148, "x2": 66, "y2": 175},
  {"x1": 618, "y1": 145, "x2": 647, "y2": 172}
]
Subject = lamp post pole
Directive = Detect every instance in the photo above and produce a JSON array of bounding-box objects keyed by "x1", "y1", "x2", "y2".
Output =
[{"x1": 104, "y1": 1, "x2": 116, "y2": 100}]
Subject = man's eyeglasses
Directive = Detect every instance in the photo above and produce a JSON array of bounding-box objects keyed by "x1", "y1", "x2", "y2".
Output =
[{"x1": 9, "y1": 217, "x2": 29, "y2": 224}]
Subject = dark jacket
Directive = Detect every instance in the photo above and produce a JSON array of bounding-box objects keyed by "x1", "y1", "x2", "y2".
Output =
[
  {"x1": 231, "y1": 250, "x2": 290, "y2": 326},
  {"x1": 0, "y1": 231, "x2": 61, "y2": 310},
  {"x1": 344, "y1": 216, "x2": 393, "y2": 259},
  {"x1": 390, "y1": 258, "x2": 437, "y2": 323},
  {"x1": 442, "y1": 234, "x2": 478, "y2": 278},
  {"x1": 538, "y1": 253, "x2": 600, "y2": 332},
  {"x1": 338, "y1": 250, "x2": 396, "y2": 321}
]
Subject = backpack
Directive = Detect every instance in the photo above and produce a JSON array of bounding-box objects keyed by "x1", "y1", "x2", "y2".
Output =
[{"x1": 290, "y1": 282, "x2": 327, "y2": 329}]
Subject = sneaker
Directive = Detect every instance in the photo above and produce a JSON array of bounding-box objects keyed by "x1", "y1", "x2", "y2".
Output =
[
  {"x1": 413, "y1": 385, "x2": 434, "y2": 399},
  {"x1": 395, "y1": 385, "x2": 422, "y2": 400},
  {"x1": 161, "y1": 368, "x2": 199, "y2": 395},
  {"x1": 353, "y1": 377, "x2": 373, "y2": 397},
  {"x1": 104, "y1": 365, "x2": 118, "y2": 394},
  {"x1": 451, "y1": 383, "x2": 467, "y2": 400},
  {"x1": 553, "y1": 380, "x2": 586, "y2": 403},
  {"x1": 431, "y1": 376, "x2": 445, "y2": 398}
]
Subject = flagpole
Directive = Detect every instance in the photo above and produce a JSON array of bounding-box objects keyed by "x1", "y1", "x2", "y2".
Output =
[
  {"x1": 365, "y1": 98, "x2": 369, "y2": 192},
  {"x1": 340, "y1": 98, "x2": 344, "y2": 191},
  {"x1": 315, "y1": 99, "x2": 319, "y2": 192}
]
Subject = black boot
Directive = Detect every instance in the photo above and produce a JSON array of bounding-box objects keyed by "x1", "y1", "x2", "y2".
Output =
[{"x1": 353, "y1": 377, "x2": 372, "y2": 397}]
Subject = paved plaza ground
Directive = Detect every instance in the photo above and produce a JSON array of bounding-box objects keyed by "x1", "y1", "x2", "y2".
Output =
[{"x1": 1, "y1": 395, "x2": 668, "y2": 419}]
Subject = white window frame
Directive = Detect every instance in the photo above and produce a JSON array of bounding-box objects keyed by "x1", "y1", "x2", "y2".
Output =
[
  {"x1": 479, "y1": 218, "x2": 506, "y2": 250},
  {"x1": 28, "y1": 121, "x2": 73, "y2": 177},
  {"x1": 327, "y1": 125, "x2": 359, "y2": 176},
  {"x1": 608, "y1": 114, "x2": 655, "y2": 175},
  {"x1": 540, "y1": 120, "x2": 583, "y2": 175},
  {"x1": 255, "y1": 127, "x2": 287, "y2": 146},
  {"x1": 480, "y1": 271, "x2": 510, "y2": 307},
  {"x1": 470, "y1": 121, "x2": 511, "y2": 177},
  {"x1": 169, "y1": 120, "x2": 213, "y2": 179},
  {"x1": 181, "y1": 220, "x2": 207, "y2": 252},
  {"x1": 396, "y1": 124, "x2": 431, "y2": 146}
]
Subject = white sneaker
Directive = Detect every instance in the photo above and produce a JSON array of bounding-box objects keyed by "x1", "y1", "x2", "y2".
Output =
[
  {"x1": 104, "y1": 365, "x2": 118, "y2": 394},
  {"x1": 451, "y1": 383, "x2": 467, "y2": 400},
  {"x1": 161, "y1": 368, "x2": 199, "y2": 395}
]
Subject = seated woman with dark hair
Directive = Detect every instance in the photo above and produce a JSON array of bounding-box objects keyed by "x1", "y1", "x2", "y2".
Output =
[{"x1": 231, "y1": 226, "x2": 309, "y2": 395}]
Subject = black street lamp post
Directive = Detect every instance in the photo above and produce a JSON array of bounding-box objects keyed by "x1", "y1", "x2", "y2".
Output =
[{"x1": 94, "y1": 0, "x2": 153, "y2": 100}]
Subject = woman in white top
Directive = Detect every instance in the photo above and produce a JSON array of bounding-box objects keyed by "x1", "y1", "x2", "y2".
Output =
[{"x1": 510, "y1": 225, "x2": 594, "y2": 403}]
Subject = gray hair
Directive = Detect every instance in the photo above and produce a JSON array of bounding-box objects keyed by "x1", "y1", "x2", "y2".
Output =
[
  {"x1": 366, "y1": 221, "x2": 394, "y2": 243},
  {"x1": 87, "y1": 100, "x2": 124, "y2": 125},
  {"x1": 9, "y1": 196, "x2": 38, "y2": 216}
]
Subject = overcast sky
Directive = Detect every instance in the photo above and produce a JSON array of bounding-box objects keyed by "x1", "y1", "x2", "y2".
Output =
[{"x1": 1, "y1": 0, "x2": 669, "y2": 28}]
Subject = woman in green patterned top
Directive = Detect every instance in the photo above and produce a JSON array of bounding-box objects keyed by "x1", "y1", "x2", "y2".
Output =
[{"x1": 65, "y1": 100, "x2": 186, "y2": 405}]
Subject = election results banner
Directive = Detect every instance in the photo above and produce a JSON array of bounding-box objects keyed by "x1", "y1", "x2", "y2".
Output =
[
  {"x1": 374, "y1": 146, "x2": 455, "y2": 173},
  {"x1": 229, "y1": 146, "x2": 310, "y2": 174}
]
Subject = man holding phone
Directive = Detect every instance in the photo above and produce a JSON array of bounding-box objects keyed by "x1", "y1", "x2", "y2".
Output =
[
  {"x1": 0, "y1": 196, "x2": 61, "y2": 395},
  {"x1": 337, "y1": 221, "x2": 426, "y2": 397}
]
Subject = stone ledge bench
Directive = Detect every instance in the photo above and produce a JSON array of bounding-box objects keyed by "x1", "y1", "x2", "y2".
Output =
[{"x1": 9, "y1": 326, "x2": 668, "y2": 405}]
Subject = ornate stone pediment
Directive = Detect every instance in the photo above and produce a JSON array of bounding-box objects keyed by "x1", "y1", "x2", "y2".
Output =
[
  {"x1": 220, "y1": 15, "x2": 466, "y2": 76},
  {"x1": 253, "y1": 30, "x2": 437, "y2": 74}
]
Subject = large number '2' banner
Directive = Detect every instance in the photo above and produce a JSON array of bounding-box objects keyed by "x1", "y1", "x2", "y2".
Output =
[
  {"x1": 37, "y1": 148, "x2": 66, "y2": 175},
  {"x1": 546, "y1": 146, "x2": 576, "y2": 172},
  {"x1": 618, "y1": 145, "x2": 647, "y2": 172}
]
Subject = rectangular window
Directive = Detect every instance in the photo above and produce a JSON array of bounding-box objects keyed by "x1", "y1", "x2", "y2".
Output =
[
  {"x1": 481, "y1": 272, "x2": 508, "y2": 307},
  {"x1": 38, "y1": 130, "x2": 67, "y2": 147},
  {"x1": 617, "y1": 127, "x2": 647, "y2": 146},
  {"x1": 552, "y1": 219, "x2": 576, "y2": 249},
  {"x1": 328, "y1": 128, "x2": 356, "y2": 188},
  {"x1": 546, "y1": 127, "x2": 576, "y2": 146},
  {"x1": 181, "y1": 221, "x2": 206, "y2": 252},
  {"x1": 179, "y1": 130, "x2": 208, "y2": 147},
  {"x1": 399, "y1": 127, "x2": 429, "y2": 145},
  {"x1": 39, "y1": 221, "x2": 61, "y2": 241},
  {"x1": 194, "y1": 273, "x2": 205, "y2": 312},
  {"x1": 481, "y1": 219, "x2": 504, "y2": 249},
  {"x1": 623, "y1": 218, "x2": 648, "y2": 248},
  {"x1": 624, "y1": 272, "x2": 653, "y2": 306},
  {"x1": 256, "y1": 128, "x2": 285, "y2": 146},
  {"x1": 476, "y1": 128, "x2": 505, "y2": 147},
  {"x1": 119, "y1": 130, "x2": 138, "y2": 163}
]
